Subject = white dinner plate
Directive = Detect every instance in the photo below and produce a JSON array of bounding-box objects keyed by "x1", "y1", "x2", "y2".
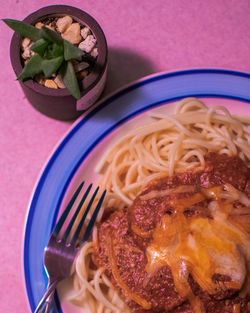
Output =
[{"x1": 23, "y1": 69, "x2": 250, "y2": 312}]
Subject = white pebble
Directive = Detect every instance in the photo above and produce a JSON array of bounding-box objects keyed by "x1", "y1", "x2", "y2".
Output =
[
  {"x1": 73, "y1": 61, "x2": 89, "y2": 72},
  {"x1": 78, "y1": 35, "x2": 96, "y2": 53},
  {"x1": 90, "y1": 47, "x2": 98, "y2": 58},
  {"x1": 56, "y1": 15, "x2": 73, "y2": 33},
  {"x1": 62, "y1": 22, "x2": 82, "y2": 44},
  {"x1": 21, "y1": 37, "x2": 31, "y2": 51},
  {"x1": 54, "y1": 74, "x2": 65, "y2": 88},
  {"x1": 80, "y1": 27, "x2": 90, "y2": 39},
  {"x1": 22, "y1": 42, "x2": 34, "y2": 59}
]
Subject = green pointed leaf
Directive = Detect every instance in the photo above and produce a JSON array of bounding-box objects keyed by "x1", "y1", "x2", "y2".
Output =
[
  {"x1": 3, "y1": 19, "x2": 41, "y2": 41},
  {"x1": 43, "y1": 42, "x2": 64, "y2": 59},
  {"x1": 39, "y1": 26, "x2": 63, "y2": 45},
  {"x1": 60, "y1": 61, "x2": 81, "y2": 99},
  {"x1": 17, "y1": 54, "x2": 43, "y2": 80},
  {"x1": 41, "y1": 56, "x2": 63, "y2": 77},
  {"x1": 30, "y1": 39, "x2": 49, "y2": 56},
  {"x1": 63, "y1": 40, "x2": 84, "y2": 61}
]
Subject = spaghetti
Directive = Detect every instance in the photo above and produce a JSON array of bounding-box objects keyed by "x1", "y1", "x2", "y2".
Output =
[
  {"x1": 64, "y1": 98, "x2": 250, "y2": 313},
  {"x1": 96, "y1": 97, "x2": 250, "y2": 206}
]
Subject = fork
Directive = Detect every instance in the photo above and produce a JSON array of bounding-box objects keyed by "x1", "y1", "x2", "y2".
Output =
[{"x1": 34, "y1": 181, "x2": 106, "y2": 313}]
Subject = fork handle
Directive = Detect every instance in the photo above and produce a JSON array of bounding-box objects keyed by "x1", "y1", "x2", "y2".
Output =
[
  {"x1": 34, "y1": 280, "x2": 58, "y2": 313},
  {"x1": 43, "y1": 291, "x2": 55, "y2": 313}
]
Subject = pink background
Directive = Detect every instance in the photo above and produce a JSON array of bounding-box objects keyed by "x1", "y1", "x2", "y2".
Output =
[{"x1": 1, "y1": 1, "x2": 250, "y2": 312}]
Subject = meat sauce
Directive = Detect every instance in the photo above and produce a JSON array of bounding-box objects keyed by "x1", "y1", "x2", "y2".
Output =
[{"x1": 94, "y1": 153, "x2": 250, "y2": 313}]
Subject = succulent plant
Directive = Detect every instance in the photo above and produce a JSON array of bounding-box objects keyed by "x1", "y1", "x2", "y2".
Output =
[{"x1": 3, "y1": 19, "x2": 86, "y2": 99}]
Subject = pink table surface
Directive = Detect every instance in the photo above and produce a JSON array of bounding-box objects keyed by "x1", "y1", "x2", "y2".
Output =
[{"x1": 1, "y1": 0, "x2": 250, "y2": 312}]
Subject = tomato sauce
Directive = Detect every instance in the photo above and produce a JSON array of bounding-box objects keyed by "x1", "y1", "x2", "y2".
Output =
[{"x1": 94, "y1": 153, "x2": 250, "y2": 313}]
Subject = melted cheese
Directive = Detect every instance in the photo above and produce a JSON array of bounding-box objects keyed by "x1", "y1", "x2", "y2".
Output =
[
  {"x1": 106, "y1": 234, "x2": 152, "y2": 310},
  {"x1": 140, "y1": 185, "x2": 196, "y2": 201},
  {"x1": 146, "y1": 186, "x2": 249, "y2": 313}
]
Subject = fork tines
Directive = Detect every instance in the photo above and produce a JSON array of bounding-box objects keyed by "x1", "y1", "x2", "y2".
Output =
[{"x1": 53, "y1": 182, "x2": 106, "y2": 245}]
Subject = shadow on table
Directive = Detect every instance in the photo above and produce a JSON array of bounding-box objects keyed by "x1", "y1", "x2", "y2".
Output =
[
  {"x1": 66, "y1": 47, "x2": 156, "y2": 124},
  {"x1": 103, "y1": 46, "x2": 156, "y2": 96},
  {"x1": 91, "y1": 46, "x2": 156, "y2": 121}
]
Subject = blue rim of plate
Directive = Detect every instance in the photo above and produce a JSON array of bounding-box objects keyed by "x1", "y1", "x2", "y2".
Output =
[{"x1": 24, "y1": 69, "x2": 250, "y2": 312}]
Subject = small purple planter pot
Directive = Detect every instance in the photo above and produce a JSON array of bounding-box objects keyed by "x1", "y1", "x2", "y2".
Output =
[{"x1": 10, "y1": 5, "x2": 108, "y2": 120}]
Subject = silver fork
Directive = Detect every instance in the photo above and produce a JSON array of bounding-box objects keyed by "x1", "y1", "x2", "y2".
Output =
[{"x1": 34, "y1": 181, "x2": 106, "y2": 313}]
